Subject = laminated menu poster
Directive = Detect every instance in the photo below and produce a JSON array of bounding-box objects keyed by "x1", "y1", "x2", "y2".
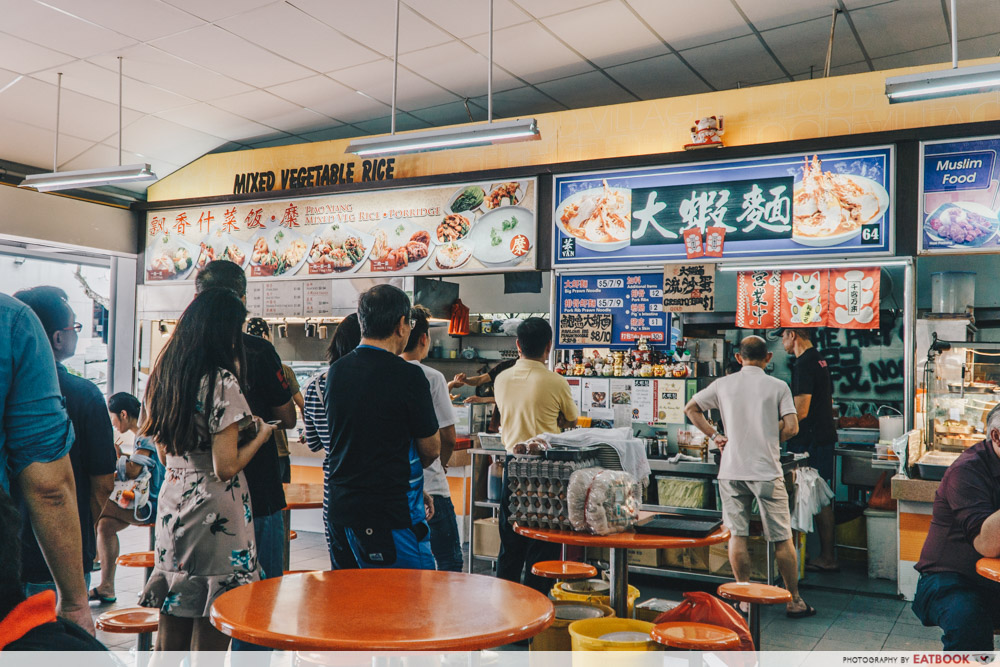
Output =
[
  {"x1": 144, "y1": 179, "x2": 537, "y2": 281},
  {"x1": 921, "y1": 137, "x2": 1000, "y2": 254},
  {"x1": 558, "y1": 313, "x2": 612, "y2": 345},
  {"x1": 553, "y1": 146, "x2": 893, "y2": 266},
  {"x1": 566, "y1": 377, "x2": 583, "y2": 414},
  {"x1": 556, "y1": 272, "x2": 669, "y2": 348},
  {"x1": 582, "y1": 377, "x2": 612, "y2": 419}
]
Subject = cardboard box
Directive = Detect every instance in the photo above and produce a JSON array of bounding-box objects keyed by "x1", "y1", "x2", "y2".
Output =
[
  {"x1": 473, "y1": 518, "x2": 500, "y2": 558},
  {"x1": 587, "y1": 547, "x2": 610, "y2": 563},
  {"x1": 709, "y1": 537, "x2": 770, "y2": 581},
  {"x1": 447, "y1": 448, "x2": 472, "y2": 468},
  {"x1": 627, "y1": 548, "x2": 662, "y2": 567},
  {"x1": 662, "y1": 546, "x2": 711, "y2": 572}
]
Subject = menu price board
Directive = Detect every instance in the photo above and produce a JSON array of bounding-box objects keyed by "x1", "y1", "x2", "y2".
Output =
[
  {"x1": 144, "y1": 179, "x2": 537, "y2": 282},
  {"x1": 556, "y1": 271, "x2": 670, "y2": 348},
  {"x1": 553, "y1": 146, "x2": 893, "y2": 266},
  {"x1": 663, "y1": 264, "x2": 715, "y2": 313},
  {"x1": 558, "y1": 313, "x2": 612, "y2": 345},
  {"x1": 920, "y1": 137, "x2": 1000, "y2": 254}
]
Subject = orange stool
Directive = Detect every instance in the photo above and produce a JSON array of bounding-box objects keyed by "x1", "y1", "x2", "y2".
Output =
[
  {"x1": 118, "y1": 550, "x2": 155, "y2": 582},
  {"x1": 717, "y1": 582, "x2": 791, "y2": 650},
  {"x1": 96, "y1": 607, "x2": 159, "y2": 651},
  {"x1": 650, "y1": 622, "x2": 741, "y2": 651},
  {"x1": 532, "y1": 560, "x2": 598, "y2": 581},
  {"x1": 290, "y1": 530, "x2": 298, "y2": 540}
]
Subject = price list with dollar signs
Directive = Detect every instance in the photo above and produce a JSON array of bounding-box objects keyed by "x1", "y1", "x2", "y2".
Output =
[{"x1": 556, "y1": 271, "x2": 671, "y2": 348}]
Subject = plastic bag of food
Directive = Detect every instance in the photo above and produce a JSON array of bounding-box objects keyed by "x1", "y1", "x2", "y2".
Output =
[
  {"x1": 567, "y1": 468, "x2": 639, "y2": 535},
  {"x1": 654, "y1": 591, "x2": 754, "y2": 652}
]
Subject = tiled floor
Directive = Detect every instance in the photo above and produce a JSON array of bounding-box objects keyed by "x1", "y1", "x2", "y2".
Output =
[{"x1": 92, "y1": 526, "x2": 961, "y2": 653}]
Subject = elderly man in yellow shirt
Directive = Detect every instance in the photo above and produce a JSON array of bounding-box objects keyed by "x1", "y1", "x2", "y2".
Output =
[{"x1": 494, "y1": 318, "x2": 578, "y2": 593}]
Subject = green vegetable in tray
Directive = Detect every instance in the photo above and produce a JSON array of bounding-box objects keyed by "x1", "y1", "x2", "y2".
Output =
[
  {"x1": 656, "y1": 477, "x2": 709, "y2": 509},
  {"x1": 395, "y1": 224, "x2": 405, "y2": 236},
  {"x1": 451, "y1": 186, "x2": 485, "y2": 213},
  {"x1": 490, "y1": 227, "x2": 503, "y2": 247},
  {"x1": 501, "y1": 215, "x2": 518, "y2": 232}
]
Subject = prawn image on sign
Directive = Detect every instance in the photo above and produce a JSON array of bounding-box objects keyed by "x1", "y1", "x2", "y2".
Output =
[
  {"x1": 793, "y1": 155, "x2": 882, "y2": 238},
  {"x1": 560, "y1": 180, "x2": 630, "y2": 243}
]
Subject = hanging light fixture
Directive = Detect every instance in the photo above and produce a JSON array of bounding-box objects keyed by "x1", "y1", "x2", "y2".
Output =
[
  {"x1": 346, "y1": 0, "x2": 539, "y2": 157},
  {"x1": 20, "y1": 57, "x2": 157, "y2": 192}
]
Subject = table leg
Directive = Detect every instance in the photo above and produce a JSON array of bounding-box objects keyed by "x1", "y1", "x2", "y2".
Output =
[
  {"x1": 748, "y1": 603, "x2": 761, "y2": 651},
  {"x1": 283, "y1": 508, "x2": 291, "y2": 572},
  {"x1": 608, "y1": 547, "x2": 629, "y2": 619}
]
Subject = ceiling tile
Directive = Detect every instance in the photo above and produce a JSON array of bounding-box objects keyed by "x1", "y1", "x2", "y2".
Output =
[
  {"x1": 352, "y1": 114, "x2": 433, "y2": 135},
  {"x1": 213, "y1": 89, "x2": 301, "y2": 118},
  {"x1": 680, "y1": 35, "x2": 787, "y2": 89},
  {"x1": 738, "y1": 0, "x2": 835, "y2": 32},
  {"x1": 850, "y1": 0, "x2": 948, "y2": 60},
  {"x1": 510, "y1": 0, "x2": 606, "y2": 18},
  {"x1": 0, "y1": 32, "x2": 76, "y2": 75},
  {"x1": 290, "y1": 0, "x2": 451, "y2": 56},
  {"x1": 956, "y1": 0, "x2": 1000, "y2": 41},
  {"x1": 761, "y1": 16, "x2": 866, "y2": 76},
  {"x1": 88, "y1": 44, "x2": 253, "y2": 101},
  {"x1": 159, "y1": 0, "x2": 276, "y2": 22},
  {"x1": 402, "y1": 0, "x2": 531, "y2": 38},
  {"x1": 464, "y1": 23, "x2": 592, "y2": 84},
  {"x1": 0, "y1": 67, "x2": 20, "y2": 90},
  {"x1": 149, "y1": 25, "x2": 314, "y2": 88},
  {"x1": 218, "y1": 3, "x2": 381, "y2": 72},
  {"x1": 156, "y1": 103, "x2": 275, "y2": 142},
  {"x1": 298, "y1": 125, "x2": 362, "y2": 142},
  {"x1": 468, "y1": 86, "x2": 566, "y2": 118},
  {"x1": 957, "y1": 33, "x2": 1000, "y2": 60},
  {"x1": 540, "y1": 1, "x2": 668, "y2": 68},
  {"x1": 258, "y1": 108, "x2": 332, "y2": 134},
  {"x1": 246, "y1": 134, "x2": 309, "y2": 148},
  {"x1": 536, "y1": 70, "x2": 638, "y2": 107},
  {"x1": 61, "y1": 142, "x2": 179, "y2": 183},
  {"x1": 603, "y1": 54, "x2": 713, "y2": 99},
  {"x1": 629, "y1": 0, "x2": 750, "y2": 51},
  {"x1": 268, "y1": 75, "x2": 391, "y2": 123},
  {"x1": 398, "y1": 41, "x2": 520, "y2": 98},
  {"x1": 0, "y1": 118, "x2": 91, "y2": 170},
  {"x1": 0, "y1": 0, "x2": 136, "y2": 58},
  {"x1": 409, "y1": 100, "x2": 485, "y2": 126},
  {"x1": 121, "y1": 115, "x2": 226, "y2": 166},
  {"x1": 872, "y1": 45, "x2": 952, "y2": 71},
  {"x1": 329, "y1": 60, "x2": 460, "y2": 111},
  {"x1": 33, "y1": 61, "x2": 194, "y2": 114},
  {"x1": 828, "y1": 60, "x2": 872, "y2": 77},
  {"x1": 39, "y1": 0, "x2": 203, "y2": 42}
]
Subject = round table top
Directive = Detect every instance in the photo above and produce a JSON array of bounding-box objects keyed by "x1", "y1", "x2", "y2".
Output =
[
  {"x1": 651, "y1": 622, "x2": 741, "y2": 650},
  {"x1": 514, "y1": 523, "x2": 730, "y2": 549},
  {"x1": 283, "y1": 483, "x2": 323, "y2": 509},
  {"x1": 96, "y1": 608, "x2": 159, "y2": 634},
  {"x1": 210, "y1": 569, "x2": 555, "y2": 650},
  {"x1": 977, "y1": 558, "x2": 1000, "y2": 581},
  {"x1": 717, "y1": 582, "x2": 792, "y2": 604}
]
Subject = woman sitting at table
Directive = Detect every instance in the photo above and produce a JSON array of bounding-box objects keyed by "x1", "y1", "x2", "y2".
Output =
[{"x1": 137, "y1": 288, "x2": 275, "y2": 651}]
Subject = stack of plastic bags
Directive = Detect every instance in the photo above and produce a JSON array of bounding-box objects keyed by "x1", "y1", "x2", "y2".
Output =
[{"x1": 567, "y1": 468, "x2": 639, "y2": 535}]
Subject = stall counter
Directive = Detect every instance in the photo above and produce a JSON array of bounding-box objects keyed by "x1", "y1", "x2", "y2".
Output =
[{"x1": 892, "y1": 474, "x2": 939, "y2": 600}]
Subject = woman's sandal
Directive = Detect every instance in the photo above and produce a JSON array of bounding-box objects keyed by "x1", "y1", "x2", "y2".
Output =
[
  {"x1": 88, "y1": 588, "x2": 116, "y2": 604},
  {"x1": 786, "y1": 603, "x2": 817, "y2": 619}
]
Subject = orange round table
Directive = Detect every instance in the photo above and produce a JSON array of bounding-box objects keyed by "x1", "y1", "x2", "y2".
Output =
[
  {"x1": 210, "y1": 570, "x2": 554, "y2": 650},
  {"x1": 281, "y1": 483, "x2": 324, "y2": 570},
  {"x1": 976, "y1": 558, "x2": 1000, "y2": 581},
  {"x1": 514, "y1": 522, "x2": 730, "y2": 618}
]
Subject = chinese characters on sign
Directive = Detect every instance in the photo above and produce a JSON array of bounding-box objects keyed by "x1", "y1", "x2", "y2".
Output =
[
  {"x1": 663, "y1": 264, "x2": 715, "y2": 313},
  {"x1": 831, "y1": 268, "x2": 880, "y2": 329},
  {"x1": 557, "y1": 272, "x2": 670, "y2": 347},
  {"x1": 736, "y1": 269, "x2": 880, "y2": 330},
  {"x1": 736, "y1": 270, "x2": 781, "y2": 329},
  {"x1": 559, "y1": 313, "x2": 612, "y2": 346}
]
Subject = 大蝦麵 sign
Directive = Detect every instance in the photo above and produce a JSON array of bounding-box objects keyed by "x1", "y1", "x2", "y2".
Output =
[
  {"x1": 663, "y1": 264, "x2": 715, "y2": 313},
  {"x1": 559, "y1": 313, "x2": 612, "y2": 346}
]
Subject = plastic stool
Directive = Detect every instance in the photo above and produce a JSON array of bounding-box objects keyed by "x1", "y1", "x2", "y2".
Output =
[
  {"x1": 96, "y1": 607, "x2": 159, "y2": 651},
  {"x1": 717, "y1": 582, "x2": 791, "y2": 650},
  {"x1": 118, "y1": 551, "x2": 155, "y2": 582},
  {"x1": 650, "y1": 622, "x2": 741, "y2": 651},
  {"x1": 289, "y1": 530, "x2": 298, "y2": 540},
  {"x1": 532, "y1": 560, "x2": 598, "y2": 581}
]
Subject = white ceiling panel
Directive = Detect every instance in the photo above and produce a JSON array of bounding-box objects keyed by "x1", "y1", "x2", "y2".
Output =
[
  {"x1": 761, "y1": 16, "x2": 867, "y2": 76},
  {"x1": 0, "y1": 0, "x2": 136, "y2": 58},
  {"x1": 61, "y1": 142, "x2": 179, "y2": 182},
  {"x1": 149, "y1": 25, "x2": 314, "y2": 89},
  {"x1": 851, "y1": 0, "x2": 948, "y2": 60},
  {"x1": 399, "y1": 41, "x2": 521, "y2": 98},
  {"x1": 464, "y1": 22, "x2": 592, "y2": 84},
  {"x1": 0, "y1": 118, "x2": 91, "y2": 170},
  {"x1": 541, "y1": 1, "x2": 668, "y2": 68},
  {"x1": 409, "y1": 100, "x2": 485, "y2": 126},
  {"x1": 156, "y1": 104, "x2": 275, "y2": 142},
  {"x1": 536, "y1": 70, "x2": 639, "y2": 108},
  {"x1": 159, "y1": 0, "x2": 277, "y2": 23},
  {"x1": 290, "y1": 0, "x2": 452, "y2": 56},
  {"x1": 511, "y1": 0, "x2": 606, "y2": 19},
  {"x1": 121, "y1": 115, "x2": 225, "y2": 166},
  {"x1": 353, "y1": 114, "x2": 433, "y2": 135},
  {"x1": 680, "y1": 35, "x2": 787, "y2": 89},
  {"x1": 218, "y1": 3, "x2": 382, "y2": 72},
  {"x1": 604, "y1": 54, "x2": 713, "y2": 99},
  {"x1": 0, "y1": 67, "x2": 21, "y2": 90},
  {"x1": 873, "y1": 46, "x2": 951, "y2": 72},
  {"x1": 0, "y1": 33, "x2": 75, "y2": 75},
  {"x1": 256, "y1": 107, "x2": 333, "y2": 134},
  {"x1": 329, "y1": 60, "x2": 459, "y2": 111},
  {"x1": 738, "y1": 0, "x2": 836, "y2": 32},
  {"x1": 956, "y1": 0, "x2": 1000, "y2": 41},
  {"x1": 33, "y1": 61, "x2": 194, "y2": 115},
  {"x1": 403, "y1": 0, "x2": 531, "y2": 38},
  {"x1": 39, "y1": 0, "x2": 203, "y2": 42},
  {"x1": 468, "y1": 86, "x2": 567, "y2": 118},
  {"x1": 213, "y1": 90, "x2": 302, "y2": 119},
  {"x1": 88, "y1": 45, "x2": 253, "y2": 101},
  {"x1": 268, "y1": 75, "x2": 391, "y2": 123},
  {"x1": 248, "y1": 135, "x2": 309, "y2": 148},
  {"x1": 628, "y1": 0, "x2": 750, "y2": 51},
  {"x1": 298, "y1": 125, "x2": 365, "y2": 142}
]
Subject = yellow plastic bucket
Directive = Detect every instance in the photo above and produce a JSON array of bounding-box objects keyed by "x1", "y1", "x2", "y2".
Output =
[
  {"x1": 531, "y1": 600, "x2": 614, "y2": 651},
  {"x1": 552, "y1": 581, "x2": 641, "y2": 618},
  {"x1": 568, "y1": 617, "x2": 659, "y2": 651}
]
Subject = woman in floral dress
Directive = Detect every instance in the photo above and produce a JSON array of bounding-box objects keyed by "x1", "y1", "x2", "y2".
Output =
[{"x1": 138, "y1": 287, "x2": 275, "y2": 650}]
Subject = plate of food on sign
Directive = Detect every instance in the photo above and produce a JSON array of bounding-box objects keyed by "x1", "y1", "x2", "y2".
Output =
[
  {"x1": 467, "y1": 206, "x2": 535, "y2": 267},
  {"x1": 556, "y1": 181, "x2": 632, "y2": 252},
  {"x1": 250, "y1": 227, "x2": 309, "y2": 276},
  {"x1": 147, "y1": 235, "x2": 197, "y2": 281},
  {"x1": 369, "y1": 219, "x2": 433, "y2": 272},
  {"x1": 446, "y1": 184, "x2": 486, "y2": 216},
  {"x1": 306, "y1": 223, "x2": 372, "y2": 274},
  {"x1": 195, "y1": 233, "x2": 249, "y2": 271},
  {"x1": 924, "y1": 202, "x2": 1000, "y2": 248},
  {"x1": 484, "y1": 181, "x2": 527, "y2": 209},
  {"x1": 792, "y1": 155, "x2": 889, "y2": 247}
]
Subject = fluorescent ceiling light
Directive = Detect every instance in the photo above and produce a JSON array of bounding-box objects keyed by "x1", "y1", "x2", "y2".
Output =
[
  {"x1": 346, "y1": 118, "x2": 540, "y2": 157},
  {"x1": 717, "y1": 259, "x2": 911, "y2": 272},
  {"x1": 19, "y1": 163, "x2": 158, "y2": 193},
  {"x1": 885, "y1": 62, "x2": 1000, "y2": 103}
]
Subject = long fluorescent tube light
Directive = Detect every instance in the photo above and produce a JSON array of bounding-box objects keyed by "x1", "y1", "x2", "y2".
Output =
[
  {"x1": 19, "y1": 163, "x2": 158, "y2": 192},
  {"x1": 346, "y1": 118, "x2": 539, "y2": 157},
  {"x1": 885, "y1": 62, "x2": 1000, "y2": 103},
  {"x1": 718, "y1": 259, "x2": 911, "y2": 272}
]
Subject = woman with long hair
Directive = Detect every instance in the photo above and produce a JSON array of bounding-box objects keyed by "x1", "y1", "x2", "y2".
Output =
[{"x1": 138, "y1": 288, "x2": 275, "y2": 651}]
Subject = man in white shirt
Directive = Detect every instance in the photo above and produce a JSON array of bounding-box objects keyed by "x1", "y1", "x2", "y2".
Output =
[
  {"x1": 401, "y1": 306, "x2": 462, "y2": 571},
  {"x1": 683, "y1": 335, "x2": 814, "y2": 618}
]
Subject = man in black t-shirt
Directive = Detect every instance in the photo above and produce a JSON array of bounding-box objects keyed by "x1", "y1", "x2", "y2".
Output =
[
  {"x1": 781, "y1": 327, "x2": 839, "y2": 572},
  {"x1": 451, "y1": 358, "x2": 517, "y2": 432},
  {"x1": 324, "y1": 285, "x2": 441, "y2": 570}
]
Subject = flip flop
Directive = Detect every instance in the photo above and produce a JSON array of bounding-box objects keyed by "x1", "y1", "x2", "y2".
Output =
[
  {"x1": 88, "y1": 588, "x2": 116, "y2": 604},
  {"x1": 805, "y1": 563, "x2": 841, "y2": 573},
  {"x1": 786, "y1": 604, "x2": 817, "y2": 619}
]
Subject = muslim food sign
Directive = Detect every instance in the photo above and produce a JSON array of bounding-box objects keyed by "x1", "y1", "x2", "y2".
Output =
[
  {"x1": 921, "y1": 136, "x2": 1000, "y2": 254},
  {"x1": 552, "y1": 147, "x2": 893, "y2": 266}
]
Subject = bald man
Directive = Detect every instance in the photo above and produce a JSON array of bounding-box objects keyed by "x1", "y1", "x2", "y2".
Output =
[{"x1": 683, "y1": 336, "x2": 813, "y2": 617}]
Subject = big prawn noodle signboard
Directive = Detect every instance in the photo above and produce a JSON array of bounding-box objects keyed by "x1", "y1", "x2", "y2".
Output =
[
  {"x1": 144, "y1": 179, "x2": 537, "y2": 281},
  {"x1": 552, "y1": 146, "x2": 893, "y2": 266}
]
